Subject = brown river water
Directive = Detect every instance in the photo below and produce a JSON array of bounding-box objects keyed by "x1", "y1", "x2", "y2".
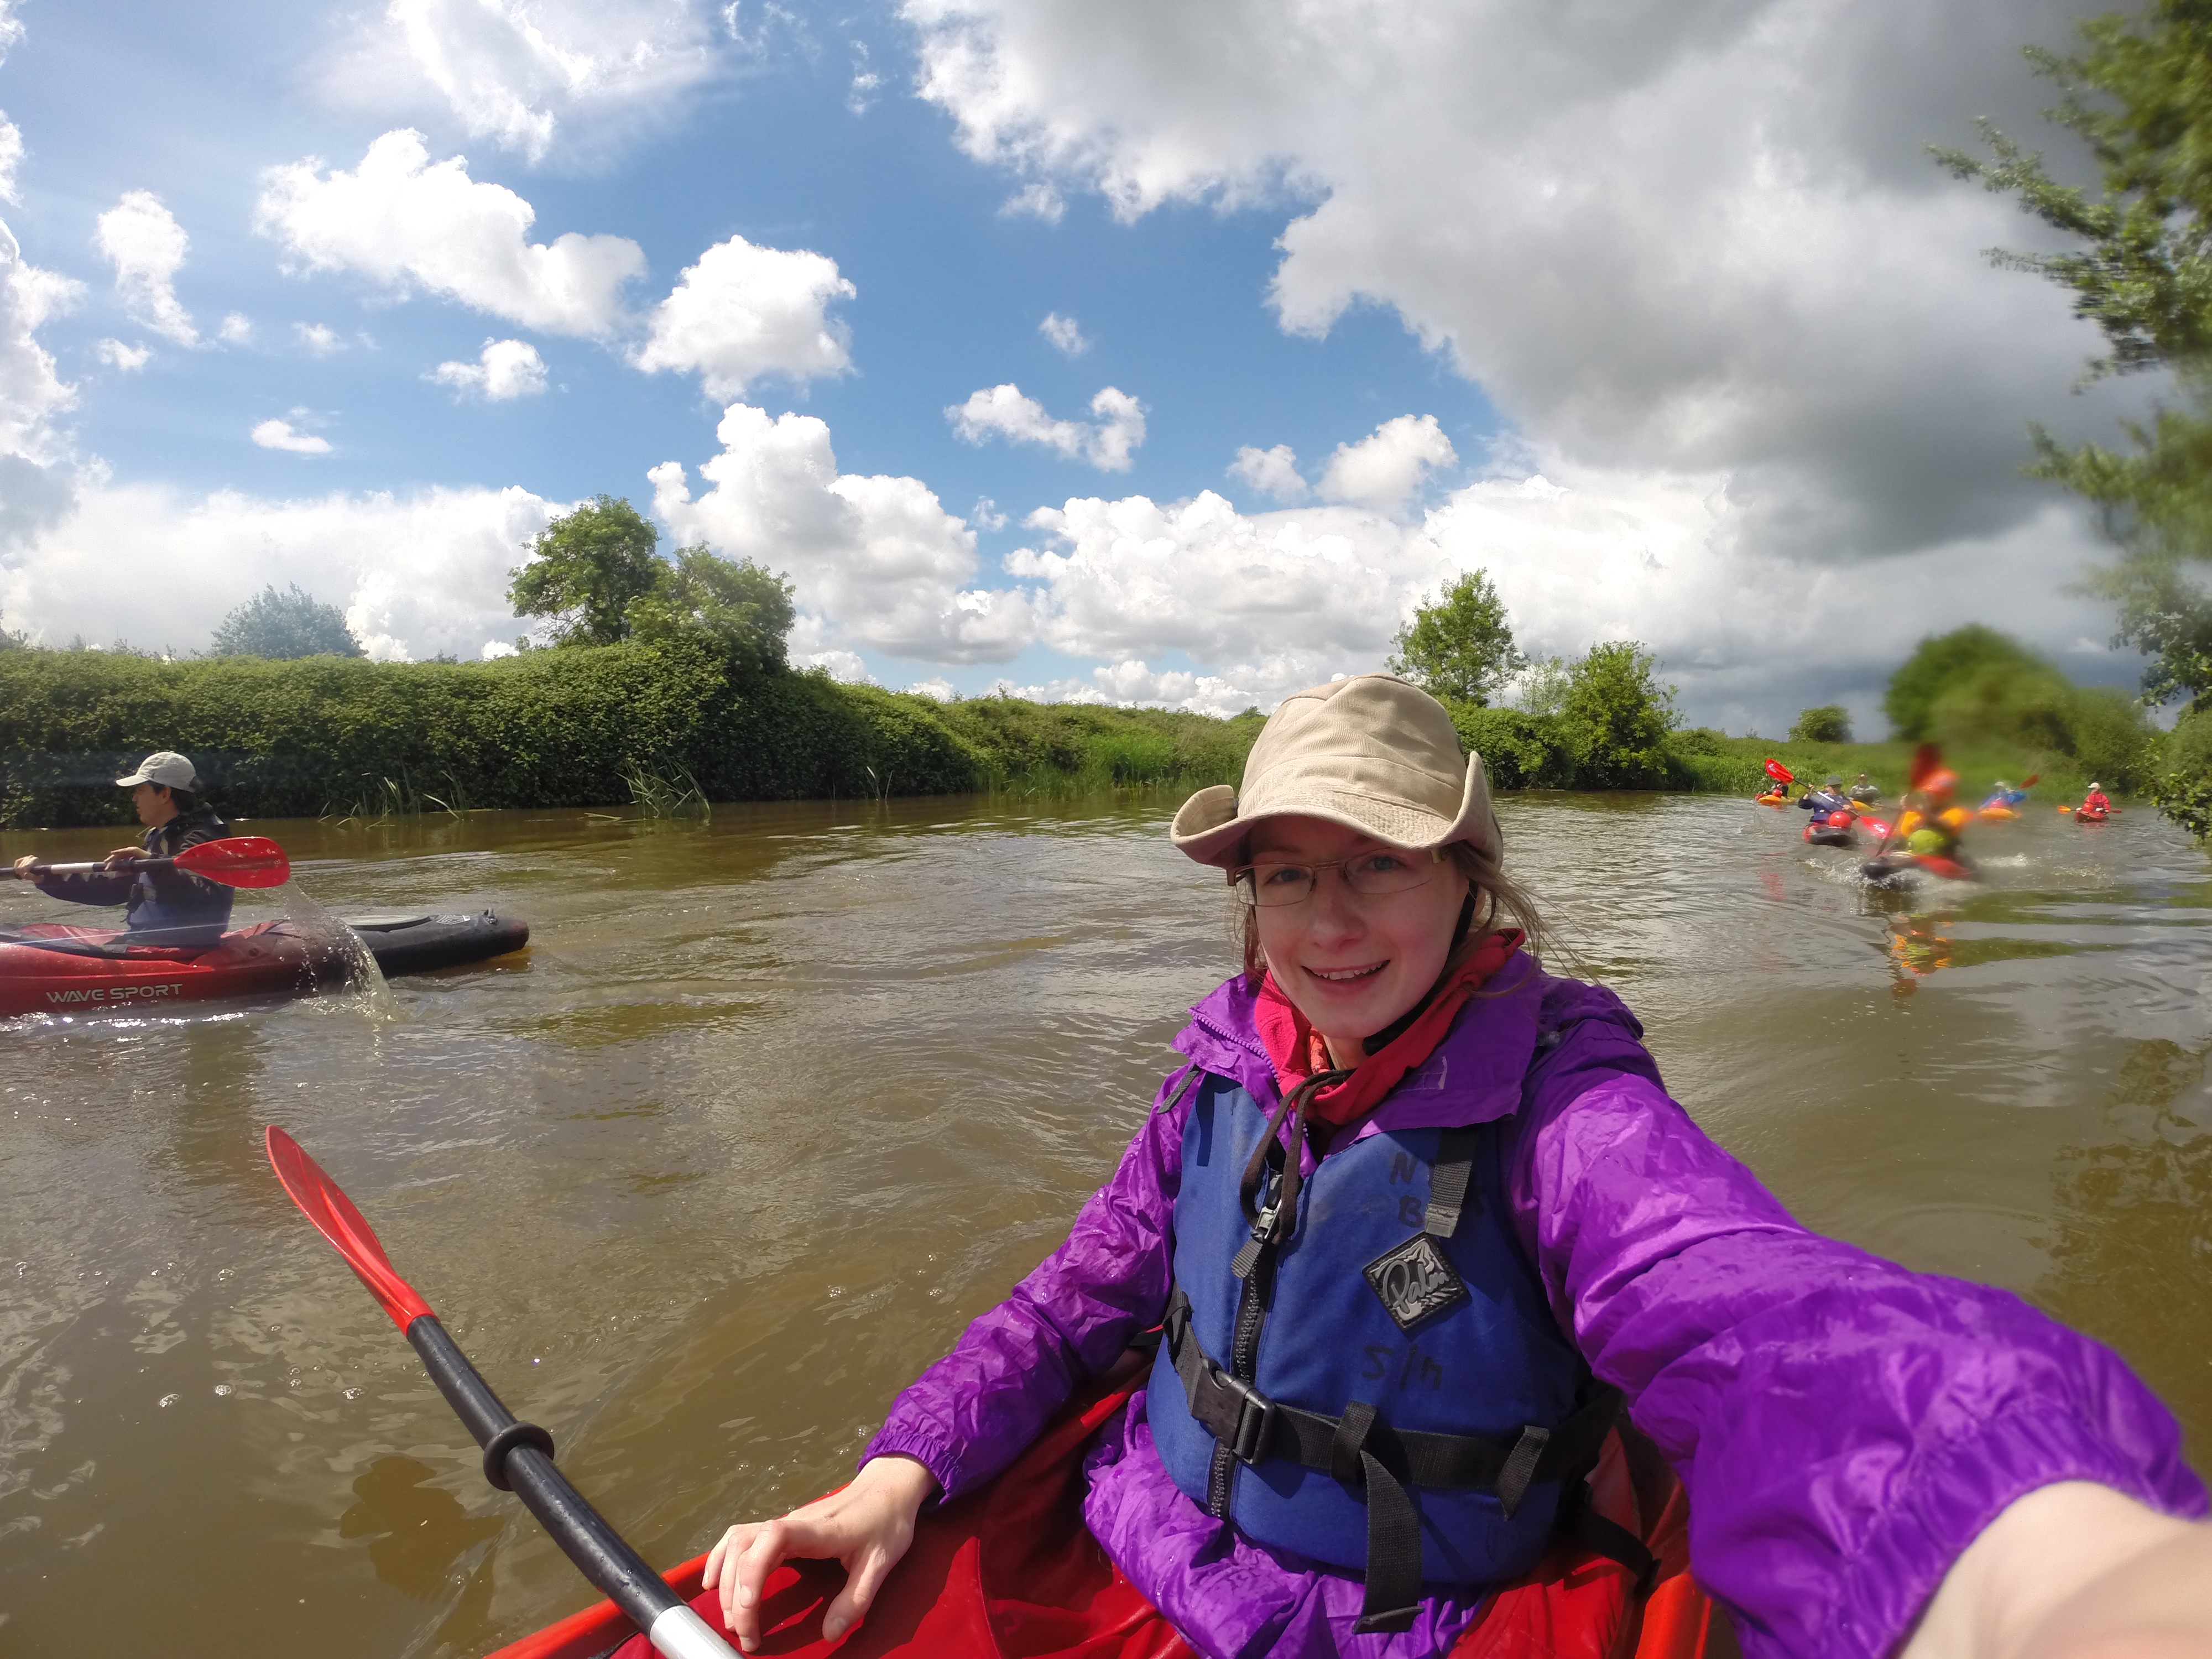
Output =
[{"x1": 2, "y1": 793, "x2": 2209, "y2": 1655}]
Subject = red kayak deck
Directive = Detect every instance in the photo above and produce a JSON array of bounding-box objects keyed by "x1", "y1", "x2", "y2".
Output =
[
  {"x1": 0, "y1": 920, "x2": 338, "y2": 1016},
  {"x1": 487, "y1": 1379, "x2": 1720, "y2": 1659}
]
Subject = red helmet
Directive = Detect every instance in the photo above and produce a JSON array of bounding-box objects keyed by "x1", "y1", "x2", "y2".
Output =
[{"x1": 1827, "y1": 809, "x2": 1853, "y2": 826}]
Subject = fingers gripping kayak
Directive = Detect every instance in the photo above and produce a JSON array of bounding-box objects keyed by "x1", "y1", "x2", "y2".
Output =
[{"x1": 704, "y1": 1457, "x2": 936, "y2": 1652}]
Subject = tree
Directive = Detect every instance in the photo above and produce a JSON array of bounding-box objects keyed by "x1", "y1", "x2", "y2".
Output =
[
  {"x1": 1558, "y1": 641, "x2": 1677, "y2": 787},
  {"x1": 1935, "y1": 2, "x2": 2212, "y2": 722},
  {"x1": 509, "y1": 495, "x2": 664, "y2": 646},
  {"x1": 210, "y1": 584, "x2": 364, "y2": 658},
  {"x1": 625, "y1": 545, "x2": 797, "y2": 675},
  {"x1": 1789, "y1": 705, "x2": 1853, "y2": 743},
  {"x1": 1388, "y1": 570, "x2": 1525, "y2": 706},
  {"x1": 1883, "y1": 625, "x2": 2046, "y2": 739}
]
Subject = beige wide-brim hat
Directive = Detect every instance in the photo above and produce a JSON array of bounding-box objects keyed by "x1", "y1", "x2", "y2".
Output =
[
  {"x1": 115, "y1": 750, "x2": 200, "y2": 790},
  {"x1": 1171, "y1": 674, "x2": 1499, "y2": 868}
]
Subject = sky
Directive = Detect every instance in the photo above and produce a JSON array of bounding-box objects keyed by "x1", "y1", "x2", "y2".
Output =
[{"x1": 0, "y1": 0, "x2": 2175, "y2": 733}]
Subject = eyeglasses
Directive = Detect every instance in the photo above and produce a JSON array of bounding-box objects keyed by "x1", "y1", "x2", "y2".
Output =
[{"x1": 1232, "y1": 850, "x2": 1441, "y2": 908}]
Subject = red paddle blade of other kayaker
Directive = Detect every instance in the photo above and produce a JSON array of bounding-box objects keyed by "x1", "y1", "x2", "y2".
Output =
[
  {"x1": 1907, "y1": 743, "x2": 1941, "y2": 790},
  {"x1": 1764, "y1": 759, "x2": 1794, "y2": 784},
  {"x1": 264, "y1": 1126, "x2": 435, "y2": 1331},
  {"x1": 176, "y1": 836, "x2": 291, "y2": 889}
]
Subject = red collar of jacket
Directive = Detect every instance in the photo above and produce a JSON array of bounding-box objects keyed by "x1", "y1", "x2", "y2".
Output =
[{"x1": 1254, "y1": 930, "x2": 1525, "y2": 1128}]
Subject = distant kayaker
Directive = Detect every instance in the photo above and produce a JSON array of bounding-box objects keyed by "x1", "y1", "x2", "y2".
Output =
[
  {"x1": 1981, "y1": 780, "x2": 2027, "y2": 811},
  {"x1": 2081, "y1": 782, "x2": 2113, "y2": 816},
  {"x1": 701, "y1": 677, "x2": 2210, "y2": 1659},
  {"x1": 1848, "y1": 771, "x2": 1881, "y2": 804},
  {"x1": 1797, "y1": 774, "x2": 1851, "y2": 815},
  {"x1": 9, "y1": 752, "x2": 233, "y2": 946}
]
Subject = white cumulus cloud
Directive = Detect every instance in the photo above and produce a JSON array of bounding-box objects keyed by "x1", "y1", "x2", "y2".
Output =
[
  {"x1": 0, "y1": 218, "x2": 82, "y2": 473},
  {"x1": 95, "y1": 190, "x2": 196, "y2": 346},
  {"x1": 0, "y1": 479, "x2": 560, "y2": 660},
  {"x1": 987, "y1": 445, "x2": 2131, "y2": 731},
  {"x1": 95, "y1": 338, "x2": 150, "y2": 372},
  {"x1": 650, "y1": 401, "x2": 1032, "y2": 663},
  {"x1": 0, "y1": 113, "x2": 22, "y2": 207},
  {"x1": 947, "y1": 382, "x2": 1145, "y2": 471},
  {"x1": 294, "y1": 321, "x2": 345, "y2": 356},
  {"x1": 218, "y1": 312, "x2": 254, "y2": 345},
  {"x1": 342, "y1": 0, "x2": 724, "y2": 163},
  {"x1": 632, "y1": 233, "x2": 854, "y2": 399},
  {"x1": 1229, "y1": 442, "x2": 1308, "y2": 503},
  {"x1": 1318, "y1": 414, "x2": 1456, "y2": 513},
  {"x1": 254, "y1": 129, "x2": 645, "y2": 337},
  {"x1": 251, "y1": 417, "x2": 332, "y2": 455},
  {"x1": 1039, "y1": 311, "x2": 1088, "y2": 355},
  {"x1": 430, "y1": 337, "x2": 549, "y2": 400},
  {"x1": 904, "y1": 0, "x2": 2143, "y2": 583}
]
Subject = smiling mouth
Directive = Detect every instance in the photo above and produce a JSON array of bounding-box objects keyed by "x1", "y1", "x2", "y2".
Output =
[{"x1": 1308, "y1": 963, "x2": 1386, "y2": 984}]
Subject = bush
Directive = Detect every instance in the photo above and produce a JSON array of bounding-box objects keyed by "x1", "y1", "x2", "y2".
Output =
[
  {"x1": 1447, "y1": 705, "x2": 1574, "y2": 789},
  {"x1": 1557, "y1": 642, "x2": 1676, "y2": 787},
  {"x1": 1788, "y1": 705, "x2": 1852, "y2": 743},
  {"x1": 1885, "y1": 625, "x2": 2047, "y2": 740},
  {"x1": 2153, "y1": 707, "x2": 2212, "y2": 841}
]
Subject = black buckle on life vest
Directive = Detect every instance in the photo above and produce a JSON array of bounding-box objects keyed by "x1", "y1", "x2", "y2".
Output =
[{"x1": 1211, "y1": 1364, "x2": 1279, "y2": 1464}]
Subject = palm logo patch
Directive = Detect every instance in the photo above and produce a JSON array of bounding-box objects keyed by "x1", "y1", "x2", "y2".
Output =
[{"x1": 1363, "y1": 1234, "x2": 1469, "y2": 1333}]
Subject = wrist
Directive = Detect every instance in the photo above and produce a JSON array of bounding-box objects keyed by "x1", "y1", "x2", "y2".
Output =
[{"x1": 858, "y1": 1452, "x2": 940, "y2": 1512}]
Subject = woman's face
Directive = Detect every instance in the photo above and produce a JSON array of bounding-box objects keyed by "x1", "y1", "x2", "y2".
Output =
[{"x1": 1248, "y1": 815, "x2": 1471, "y2": 1059}]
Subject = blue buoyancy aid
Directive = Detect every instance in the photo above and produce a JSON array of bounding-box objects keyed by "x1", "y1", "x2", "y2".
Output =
[{"x1": 1146, "y1": 1067, "x2": 1611, "y2": 1625}]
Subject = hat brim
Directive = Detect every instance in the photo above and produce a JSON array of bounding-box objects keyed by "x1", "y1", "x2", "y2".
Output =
[{"x1": 1170, "y1": 759, "x2": 1500, "y2": 869}]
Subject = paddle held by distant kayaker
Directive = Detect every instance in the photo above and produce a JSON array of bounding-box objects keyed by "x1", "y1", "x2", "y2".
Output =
[
  {"x1": 10, "y1": 751, "x2": 234, "y2": 946},
  {"x1": 699, "y1": 676, "x2": 2210, "y2": 1659},
  {"x1": 1798, "y1": 774, "x2": 1851, "y2": 815}
]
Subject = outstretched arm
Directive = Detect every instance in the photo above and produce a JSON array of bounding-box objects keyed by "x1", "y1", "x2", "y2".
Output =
[{"x1": 1505, "y1": 1029, "x2": 2205, "y2": 1659}]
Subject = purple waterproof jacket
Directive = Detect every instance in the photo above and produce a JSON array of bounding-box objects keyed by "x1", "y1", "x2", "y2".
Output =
[{"x1": 863, "y1": 955, "x2": 2204, "y2": 1659}]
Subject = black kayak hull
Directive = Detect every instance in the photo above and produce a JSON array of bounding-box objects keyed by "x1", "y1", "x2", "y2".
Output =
[{"x1": 350, "y1": 911, "x2": 530, "y2": 977}]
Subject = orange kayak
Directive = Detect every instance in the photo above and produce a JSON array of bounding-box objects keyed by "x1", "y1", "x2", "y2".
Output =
[{"x1": 486, "y1": 1378, "x2": 1722, "y2": 1659}]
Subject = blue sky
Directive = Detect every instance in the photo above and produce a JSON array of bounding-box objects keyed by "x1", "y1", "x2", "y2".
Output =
[{"x1": 0, "y1": 0, "x2": 2166, "y2": 731}]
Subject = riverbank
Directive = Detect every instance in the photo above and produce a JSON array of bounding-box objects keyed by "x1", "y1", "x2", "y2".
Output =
[{"x1": 0, "y1": 641, "x2": 2107, "y2": 828}]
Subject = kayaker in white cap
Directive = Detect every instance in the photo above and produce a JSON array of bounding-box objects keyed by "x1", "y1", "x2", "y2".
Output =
[{"x1": 10, "y1": 750, "x2": 234, "y2": 945}]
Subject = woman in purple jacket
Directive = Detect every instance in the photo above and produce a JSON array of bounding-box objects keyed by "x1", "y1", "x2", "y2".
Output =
[{"x1": 704, "y1": 675, "x2": 2211, "y2": 1659}]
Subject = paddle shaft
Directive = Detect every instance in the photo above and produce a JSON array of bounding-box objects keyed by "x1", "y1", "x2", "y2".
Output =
[
  {"x1": 25, "y1": 853, "x2": 192, "y2": 878},
  {"x1": 405, "y1": 1315, "x2": 733, "y2": 1659}
]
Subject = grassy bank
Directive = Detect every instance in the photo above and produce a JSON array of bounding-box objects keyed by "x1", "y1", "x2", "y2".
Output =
[{"x1": 0, "y1": 643, "x2": 2124, "y2": 830}]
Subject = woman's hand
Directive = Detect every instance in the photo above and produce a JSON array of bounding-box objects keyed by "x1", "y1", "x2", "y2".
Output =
[
  {"x1": 12, "y1": 855, "x2": 36, "y2": 880},
  {"x1": 1905, "y1": 1482, "x2": 2212, "y2": 1659},
  {"x1": 105, "y1": 847, "x2": 147, "y2": 866},
  {"x1": 701, "y1": 1452, "x2": 939, "y2": 1653}
]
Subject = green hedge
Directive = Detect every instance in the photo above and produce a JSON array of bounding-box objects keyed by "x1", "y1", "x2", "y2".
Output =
[
  {"x1": 0, "y1": 647, "x2": 1265, "y2": 828},
  {"x1": 4, "y1": 644, "x2": 2141, "y2": 831}
]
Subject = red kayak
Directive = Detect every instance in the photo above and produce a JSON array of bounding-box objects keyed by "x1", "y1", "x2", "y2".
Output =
[
  {"x1": 2074, "y1": 808, "x2": 2109, "y2": 826},
  {"x1": 0, "y1": 911, "x2": 529, "y2": 1016},
  {"x1": 486, "y1": 1375, "x2": 1723, "y2": 1659}
]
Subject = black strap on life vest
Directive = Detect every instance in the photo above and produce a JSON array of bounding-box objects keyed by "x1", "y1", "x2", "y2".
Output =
[{"x1": 1164, "y1": 1291, "x2": 1640, "y2": 1630}]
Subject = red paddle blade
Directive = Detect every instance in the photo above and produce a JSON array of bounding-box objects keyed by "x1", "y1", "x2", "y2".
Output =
[
  {"x1": 2021, "y1": 773, "x2": 2040, "y2": 789},
  {"x1": 1907, "y1": 743, "x2": 1941, "y2": 789},
  {"x1": 264, "y1": 1126, "x2": 435, "y2": 1331},
  {"x1": 176, "y1": 835, "x2": 291, "y2": 889},
  {"x1": 1764, "y1": 759, "x2": 1794, "y2": 784}
]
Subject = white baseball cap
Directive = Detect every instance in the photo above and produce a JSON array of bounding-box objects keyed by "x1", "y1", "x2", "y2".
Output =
[{"x1": 114, "y1": 751, "x2": 200, "y2": 790}]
